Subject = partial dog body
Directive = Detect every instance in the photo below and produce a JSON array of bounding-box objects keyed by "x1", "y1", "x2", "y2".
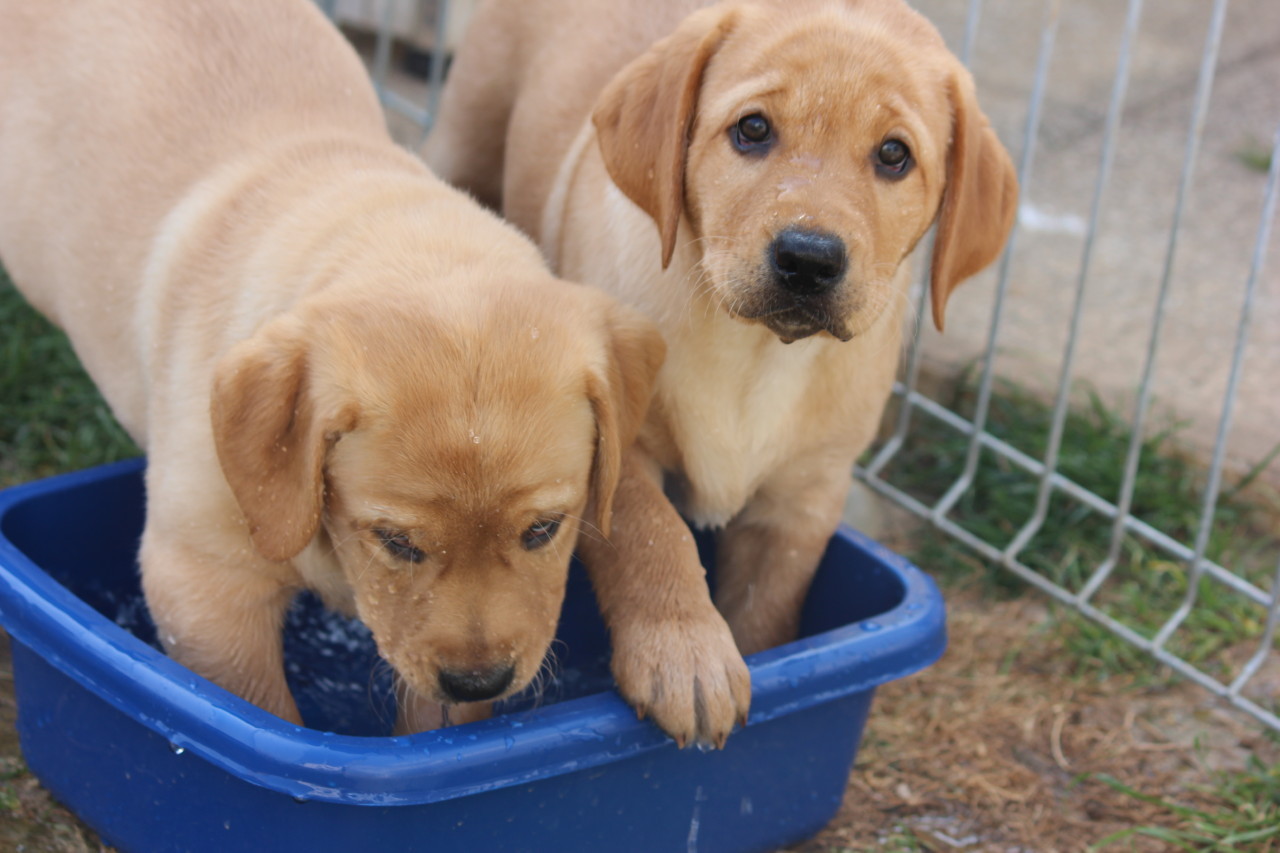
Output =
[
  {"x1": 427, "y1": 0, "x2": 1017, "y2": 710},
  {"x1": 0, "y1": 0, "x2": 665, "y2": 733}
]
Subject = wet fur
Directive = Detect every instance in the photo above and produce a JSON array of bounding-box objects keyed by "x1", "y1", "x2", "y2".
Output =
[{"x1": 0, "y1": 0, "x2": 664, "y2": 731}]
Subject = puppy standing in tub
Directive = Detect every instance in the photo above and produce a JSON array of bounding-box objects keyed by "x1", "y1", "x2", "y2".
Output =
[
  {"x1": 426, "y1": 0, "x2": 1018, "y2": 723},
  {"x1": 0, "y1": 0, "x2": 673, "y2": 735}
]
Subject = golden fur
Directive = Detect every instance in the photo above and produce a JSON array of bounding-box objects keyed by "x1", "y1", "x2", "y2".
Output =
[
  {"x1": 426, "y1": 0, "x2": 1017, "y2": 738},
  {"x1": 0, "y1": 0, "x2": 665, "y2": 733}
]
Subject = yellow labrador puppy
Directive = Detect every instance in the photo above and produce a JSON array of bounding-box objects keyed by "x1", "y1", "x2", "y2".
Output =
[
  {"x1": 427, "y1": 0, "x2": 1017, "y2": 727},
  {"x1": 0, "y1": 0, "x2": 667, "y2": 735}
]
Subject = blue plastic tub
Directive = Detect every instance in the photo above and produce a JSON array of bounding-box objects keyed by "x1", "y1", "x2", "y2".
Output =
[{"x1": 0, "y1": 458, "x2": 945, "y2": 853}]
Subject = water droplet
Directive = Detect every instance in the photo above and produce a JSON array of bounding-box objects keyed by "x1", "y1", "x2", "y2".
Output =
[
  {"x1": 168, "y1": 742, "x2": 185, "y2": 755},
  {"x1": 504, "y1": 736, "x2": 515, "y2": 750},
  {"x1": 530, "y1": 326, "x2": 540, "y2": 340},
  {"x1": 861, "y1": 620, "x2": 882, "y2": 632}
]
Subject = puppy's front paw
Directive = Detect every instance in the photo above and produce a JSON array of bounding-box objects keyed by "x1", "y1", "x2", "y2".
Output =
[{"x1": 610, "y1": 607, "x2": 751, "y2": 749}]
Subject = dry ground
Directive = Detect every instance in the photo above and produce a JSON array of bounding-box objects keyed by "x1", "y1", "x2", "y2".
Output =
[{"x1": 795, "y1": 587, "x2": 1279, "y2": 852}]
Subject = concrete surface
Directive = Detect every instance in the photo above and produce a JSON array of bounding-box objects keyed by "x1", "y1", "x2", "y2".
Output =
[{"x1": 909, "y1": 0, "x2": 1280, "y2": 485}]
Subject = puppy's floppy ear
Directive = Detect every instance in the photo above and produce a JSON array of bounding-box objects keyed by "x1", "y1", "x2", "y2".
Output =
[
  {"x1": 930, "y1": 70, "x2": 1019, "y2": 332},
  {"x1": 592, "y1": 5, "x2": 737, "y2": 269},
  {"x1": 586, "y1": 303, "x2": 667, "y2": 536},
  {"x1": 210, "y1": 315, "x2": 355, "y2": 562}
]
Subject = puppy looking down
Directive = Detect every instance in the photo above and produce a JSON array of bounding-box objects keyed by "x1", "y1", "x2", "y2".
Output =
[
  {"x1": 427, "y1": 0, "x2": 1017, "y2": 734},
  {"x1": 0, "y1": 0, "x2": 665, "y2": 734}
]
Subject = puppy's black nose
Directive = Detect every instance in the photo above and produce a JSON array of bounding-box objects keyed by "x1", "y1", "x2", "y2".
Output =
[
  {"x1": 769, "y1": 227, "x2": 847, "y2": 295},
  {"x1": 438, "y1": 664, "x2": 516, "y2": 703}
]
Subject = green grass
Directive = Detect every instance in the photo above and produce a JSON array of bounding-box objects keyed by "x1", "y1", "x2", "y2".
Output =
[
  {"x1": 0, "y1": 266, "x2": 139, "y2": 487},
  {"x1": 865, "y1": 831, "x2": 925, "y2": 852},
  {"x1": 1090, "y1": 759, "x2": 1280, "y2": 851},
  {"x1": 0, "y1": 756, "x2": 25, "y2": 814},
  {"x1": 879, "y1": 374, "x2": 1280, "y2": 851},
  {"x1": 1237, "y1": 137, "x2": 1275, "y2": 175},
  {"x1": 879, "y1": 375, "x2": 1280, "y2": 686}
]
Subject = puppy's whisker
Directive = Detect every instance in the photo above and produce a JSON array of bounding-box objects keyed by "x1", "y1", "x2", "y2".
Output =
[
  {"x1": 693, "y1": 274, "x2": 722, "y2": 323},
  {"x1": 688, "y1": 254, "x2": 740, "y2": 323},
  {"x1": 685, "y1": 265, "x2": 713, "y2": 296},
  {"x1": 527, "y1": 639, "x2": 565, "y2": 711},
  {"x1": 370, "y1": 658, "x2": 400, "y2": 730},
  {"x1": 565, "y1": 513, "x2": 607, "y2": 549},
  {"x1": 319, "y1": 527, "x2": 385, "y2": 584},
  {"x1": 351, "y1": 547, "x2": 381, "y2": 584},
  {"x1": 321, "y1": 527, "x2": 363, "y2": 560}
]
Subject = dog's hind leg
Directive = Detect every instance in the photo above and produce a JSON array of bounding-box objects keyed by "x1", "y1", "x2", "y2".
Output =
[
  {"x1": 420, "y1": 0, "x2": 521, "y2": 211},
  {"x1": 714, "y1": 454, "x2": 854, "y2": 656}
]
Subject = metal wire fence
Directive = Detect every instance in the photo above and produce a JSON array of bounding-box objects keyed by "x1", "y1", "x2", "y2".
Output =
[
  {"x1": 327, "y1": 0, "x2": 1280, "y2": 732},
  {"x1": 859, "y1": 0, "x2": 1280, "y2": 733}
]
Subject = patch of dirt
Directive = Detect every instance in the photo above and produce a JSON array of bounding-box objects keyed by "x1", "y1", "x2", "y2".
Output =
[
  {"x1": 790, "y1": 588, "x2": 1278, "y2": 852},
  {"x1": 1, "y1": 590, "x2": 1274, "y2": 852}
]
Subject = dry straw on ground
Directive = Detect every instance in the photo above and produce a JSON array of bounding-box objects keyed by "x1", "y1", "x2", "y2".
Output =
[{"x1": 793, "y1": 588, "x2": 1278, "y2": 853}]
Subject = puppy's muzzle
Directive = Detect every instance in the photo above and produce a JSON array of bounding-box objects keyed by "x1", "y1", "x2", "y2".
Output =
[
  {"x1": 769, "y1": 227, "x2": 847, "y2": 296},
  {"x1": 438, "y1": 663, "x2": 516, "y2": 703},
  {"x1": 743, "y1": 226, "x2": 853, "y2": 343}
]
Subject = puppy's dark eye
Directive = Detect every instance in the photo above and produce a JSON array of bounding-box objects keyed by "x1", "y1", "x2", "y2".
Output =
[
  {"x1": 730, "y1": 113, "x2": 773, "y2": 153},
  {"x1": 874, "y1": 139, "x2": 913, "y2": 179},
  {"x1": 374, "y1": 528, "x2": 425, "y2": 564},
  {"x1": 521, "y1": 516, "x2": 563, "y2": 551}
]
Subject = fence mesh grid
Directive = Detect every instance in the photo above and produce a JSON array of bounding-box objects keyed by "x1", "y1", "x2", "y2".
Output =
[{"x1": 330, "y1": 0, "x2": 1280, "y2": 732}]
